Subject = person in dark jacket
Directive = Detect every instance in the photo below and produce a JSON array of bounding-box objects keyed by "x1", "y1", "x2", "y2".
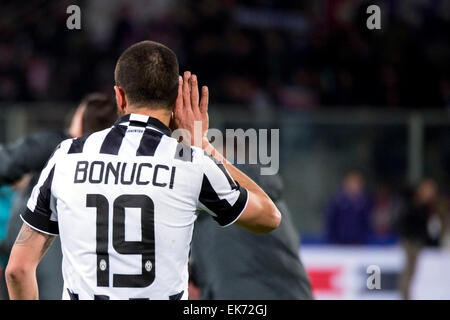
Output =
[
  {"x1": 397, "y1": 178, "x2": 439, "y2": 300},
  {"x1": 325, "y1": 169, "x2": 374, "y2": 244},
  {"x1": 190, "y1": 162, "x2": 312, "y2": 300},
  {"x1": 0, "y1": 93, "x2": 117, "y2": 299}
]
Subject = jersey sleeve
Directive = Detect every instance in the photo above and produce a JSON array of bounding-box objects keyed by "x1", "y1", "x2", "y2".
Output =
[
  {"x1": 20, "y1": 141, "x2": 67, "y2": 236},
  {"x1": 197, "y1": 152, "x2": 249, "y2": 227}
]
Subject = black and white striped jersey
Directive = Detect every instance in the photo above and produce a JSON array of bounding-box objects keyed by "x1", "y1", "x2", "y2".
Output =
[{"x1": 21, "y1": 113, "x2": 248, "y2": 300}]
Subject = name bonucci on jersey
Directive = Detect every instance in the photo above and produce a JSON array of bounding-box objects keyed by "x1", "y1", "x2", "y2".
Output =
[{"x1": 21, "y1": 113, "x2": 248, "y2": 300}]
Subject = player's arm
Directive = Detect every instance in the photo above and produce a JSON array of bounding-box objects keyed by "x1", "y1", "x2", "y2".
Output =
[
  {"x1": 201, "y1": 143, "x2": 281, "y2": 233},
  {"x1": 5, "y1": 223, "x2": 55, "y2": 300},
  {"x1": 173, "y1": 72, "x2": 281, "y2": 234},
  {"x1": 5, "y1": 141, "x2": 66, "y2": 299}
]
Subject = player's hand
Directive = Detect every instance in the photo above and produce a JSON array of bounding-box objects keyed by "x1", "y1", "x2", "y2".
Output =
[{"x1": 171, "y1": 71, "x2": 209, "y2": 148}]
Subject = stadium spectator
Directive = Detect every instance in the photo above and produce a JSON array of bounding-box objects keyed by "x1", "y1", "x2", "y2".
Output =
[
  {"x1": 325, "y1": 169, "x2": 374, "y2": 244},
  {"x1": 370, "y1": 185, "x2": 402, "y2": 244},
  {"x1": 0, "y1": 93, "x2": 117, "y2": 299},
  {"x1": 0, "y1": 187, "x2": 15, "y2": 243},
  {"x1": 0, "y1": 186, "x2": 15, "y2": 271},
  {"x1": 396, "y1": 178, "x2": 441, "y2": 300}
]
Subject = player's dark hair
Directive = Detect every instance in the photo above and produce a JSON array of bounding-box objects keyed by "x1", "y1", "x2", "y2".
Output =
[
  {"x1": 81, "y1": 93, "x2": 117, "y2": 134},
  {"x1": 114, "y1": 40, "x2": 179, "y2": 110}
]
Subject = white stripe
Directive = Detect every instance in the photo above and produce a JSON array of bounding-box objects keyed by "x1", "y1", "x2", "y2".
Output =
[
  {"x1": 118, "y1": 122, "x2": 164, "y2": 135},
  {"x1": 118, "y1": 126, "x2": 145, "y2": 156},
  {"x1": 27, "y1": 166, "x2": 51, "y2": 212},
  {"x1": 129, "y1": 113, "x2": 150, "y2": 123},
  {"x1": 26, "y1": 142, "x2": 66, "y2": 211},
  {"x1": 82, "y1": 128, "x2": 112, "y2": 154},
  {"x1": 153, "y1": 135, "x2": 177, "y2": 160}
]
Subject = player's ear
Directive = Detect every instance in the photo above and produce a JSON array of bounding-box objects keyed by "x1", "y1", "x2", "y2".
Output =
[{"x1": 114, "y1": 85, "x2": 127, "y2": 113}]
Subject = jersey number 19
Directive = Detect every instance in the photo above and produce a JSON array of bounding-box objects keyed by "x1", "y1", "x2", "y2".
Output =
[{"x1": 86, "y1": 194, "x2": 156, "y2": 288}]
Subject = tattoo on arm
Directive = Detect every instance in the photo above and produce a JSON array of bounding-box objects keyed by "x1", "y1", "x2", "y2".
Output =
[
  {"x1": 14, "y1": 223, "x2": 55, "y2": 257},
  {"x1": 14, "y1": 224, "x2": 37, "y2": 246},
  {"x1": 40, "y1": 236, "x2": 55, "y2": 256}
]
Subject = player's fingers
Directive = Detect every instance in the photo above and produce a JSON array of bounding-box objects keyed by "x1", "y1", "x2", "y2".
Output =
[
  {"x1": 183, "y1": 71, "x2": 191, "y2": 109},
  {"x1": 199, "y1": 86, "x2": 209, "y2": 114},
  {"x1": 174, "y1": 75, "x2": 183, "y2": 113},
  {"x1": 190, "y1": 74, "x2": 199, "y2": 111}
]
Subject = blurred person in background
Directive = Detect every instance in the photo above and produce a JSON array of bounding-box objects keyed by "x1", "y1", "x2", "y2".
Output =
[
  {"x1": 370, "y1": 184, "x2": 402, "y2": 244},
  {"x1": 189, "y1": 141, "x2": 312, "y2": 300},
  {"x1": 0, "y1": 186, "x2": 15, "y2": 267},
  {"x1": 0, "y1": 187, "x2": 15, "y2": 242},
  {"x1": 325, "y1": 169, "x2": 374, "y2": 245},
  {"x1": 438, "y1": 195, "x2": 450, "y2": 249},
  {"x1": 0, "y1": 93, "x2": 117, "y2": 299},
  {"x1": 397, "y1": 178, "x2": 441, "y2": 300}
]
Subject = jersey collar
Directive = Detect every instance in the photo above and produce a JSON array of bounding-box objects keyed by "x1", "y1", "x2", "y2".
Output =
[{"x1": 115, "y1": 113, "x2": 172, "y2": 136}]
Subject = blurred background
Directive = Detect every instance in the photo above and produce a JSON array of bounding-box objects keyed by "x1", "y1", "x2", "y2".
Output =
[{"x1": 0, "y1": 0, "x2": 449, "y2": 299}]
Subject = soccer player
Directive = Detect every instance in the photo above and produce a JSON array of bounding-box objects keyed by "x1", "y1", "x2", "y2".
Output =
[{"x1": 5, "y1": 41, "x2": 281, "y2": 300}]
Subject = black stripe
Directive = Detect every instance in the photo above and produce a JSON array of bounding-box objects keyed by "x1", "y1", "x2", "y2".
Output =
[
  {"x1": 147, "y1": 117, "x2": 171, "y2": 136},
  {"x1": 68, "y1": 134, "x2": 92, "y2": 154},
  {"x1": 21, "y1": 165, "x2": 59, "y2": 234},
  {"x1": 136, "y1": 129, "x2": 163, "y2": 156},
  {"x1": 199, "y1": 175, "x2": 248, "y2": 226},
  {"x1": 39, "y1": 165, "x2": 56, "y2": 208},
  {"x1": 114, "y1": 114, "x2": 131, "y2": 124},
  {"x1": 112, "y1": 195, "x2": 155, "y2": 288},
  {"x1": 169, "y1": 290, "x2": 184, "y2": 300},
  {"x1": 21, "y1": 208, "x2": 59, "y2": 235},
  {"x1": 174, "y1": 143, "x2": 193, "y2": 162},
  {"x1": 67, "y1": 289, "x2": 79, "y2": 300},
  {"x1": 87, "y1": 194, "x2": 110, "y2": 287},
  {"x1": 41, "y1": 143, "x2": 62, "y2": 171},
  {"x1": 100, "y1": 126, "x2": 127, "y2": 155},
  {"x1": 169, "y1": 167, "x2": 176, "y2": 189},
  {"x1": 129, "y1": 120, "x2": 147, "y2": 128}
]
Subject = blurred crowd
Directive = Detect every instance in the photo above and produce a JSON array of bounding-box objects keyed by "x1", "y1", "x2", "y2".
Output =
[
  {"x1": 322, "y1": 170, "x2": 450, "y2": 299},
  {"x1": 324, "y1": 169, "x2": 450, "y2": 247},
  {"x1": 0, "y1": 0, "x2": 449, "y2": 110}
]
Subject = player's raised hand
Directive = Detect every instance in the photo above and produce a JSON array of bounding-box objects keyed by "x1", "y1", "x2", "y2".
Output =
[{"x1": 172, "y1": 71, "x2": 209, "y2": 147}]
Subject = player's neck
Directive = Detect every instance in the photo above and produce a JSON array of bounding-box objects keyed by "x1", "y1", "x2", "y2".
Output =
[{"x1": 126, "y1": 107, "x2": 172, "y2": 128}]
